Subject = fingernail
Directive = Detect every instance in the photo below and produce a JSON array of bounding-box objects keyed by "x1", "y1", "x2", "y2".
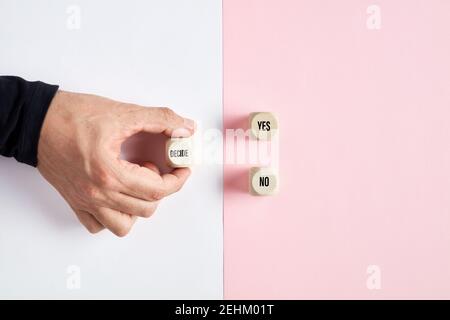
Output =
[{"x1": 184, "y1": 118, "x2": 196, "y2": 131}]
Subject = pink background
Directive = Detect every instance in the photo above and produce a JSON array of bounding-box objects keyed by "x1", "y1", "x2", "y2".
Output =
[{"x1": 224, "y1": 0, "x2": 450, "y2": 299}]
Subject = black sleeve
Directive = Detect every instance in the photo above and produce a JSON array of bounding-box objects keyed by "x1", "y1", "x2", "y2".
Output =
[{"x1": 0, "y1": 76, "x2": 59, "y2": 167}]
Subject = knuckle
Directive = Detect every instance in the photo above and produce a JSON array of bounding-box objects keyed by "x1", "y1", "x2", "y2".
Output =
[
  {"x1": 150, "y1": 188, "x2": 165, "y2": 201},
  {"x1": 160, "y1": 107, "x2": 176, "y2": 121},
  {"x1": 95, "y1": 170, "x2": 114, "y2": 189},
  {"x1": 142, "y1": 204, "x2": 157, "y2": 218},
  {"x1": 141, "y1": 211, "x2": 152, "y2": 218},
  {"x1": 85, "y1": 185, "x2": 100, "y2": 199},
  {"x1": 114, "y1": 222, "x2": 132, "y2": 238},
  {"x1": 86, "y1": 225, "x2": 103, "y2": 234}
]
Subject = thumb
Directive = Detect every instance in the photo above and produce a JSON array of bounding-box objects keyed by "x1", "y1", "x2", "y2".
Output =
[{"x1": 139, "y1": 161, "x2": 161, "y2": 175}]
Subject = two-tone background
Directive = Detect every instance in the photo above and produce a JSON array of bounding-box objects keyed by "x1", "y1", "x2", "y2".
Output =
[{"x1": 1, "y1": 0, "x2": 450, "y2": 299}]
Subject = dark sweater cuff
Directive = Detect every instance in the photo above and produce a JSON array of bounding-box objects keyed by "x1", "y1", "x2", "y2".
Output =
[{"x1": 19, "y1": 82, "x2": 59, "y2": 167}]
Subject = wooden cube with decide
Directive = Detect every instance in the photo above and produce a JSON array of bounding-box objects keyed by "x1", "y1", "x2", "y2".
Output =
[{"x1": 166, "y1": 137, "x2": 194, "y2": 168}]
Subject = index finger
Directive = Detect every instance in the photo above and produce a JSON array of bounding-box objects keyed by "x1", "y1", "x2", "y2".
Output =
[{"x1": 128, "y1": 106, "x2": 196, "y2": 138}]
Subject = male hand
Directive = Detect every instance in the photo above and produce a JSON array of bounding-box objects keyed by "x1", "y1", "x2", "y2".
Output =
[{"x1": 37, "y1": 91, "x2": 195, "y2": 237}]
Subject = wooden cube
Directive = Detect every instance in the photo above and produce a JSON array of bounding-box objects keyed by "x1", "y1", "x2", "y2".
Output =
[
  {"x1": 249, "y1": 167, "x2": 279, "y2": 196},
  {"x1": 166, "y1": 137, "x2": 194, "y2": 168},
  {"x1": 249, "y1": 112, "x2": 278, "y2": 140}
]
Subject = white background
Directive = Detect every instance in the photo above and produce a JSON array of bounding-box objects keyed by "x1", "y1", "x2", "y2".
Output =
[{"x1": 0, "y1": 0, "x2": 223, "y2": 299}]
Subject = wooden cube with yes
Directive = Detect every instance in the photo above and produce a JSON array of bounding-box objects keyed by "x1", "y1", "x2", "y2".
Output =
[
  {"x1": 249, "y1": 112, "x2": 278, "y2": 140},
  {"x1": 166, "y1": 137, "x2": 194, "y2": 168},
  {"x1": 249, "y1": 167, "x2": 279, "y2": 196}
]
